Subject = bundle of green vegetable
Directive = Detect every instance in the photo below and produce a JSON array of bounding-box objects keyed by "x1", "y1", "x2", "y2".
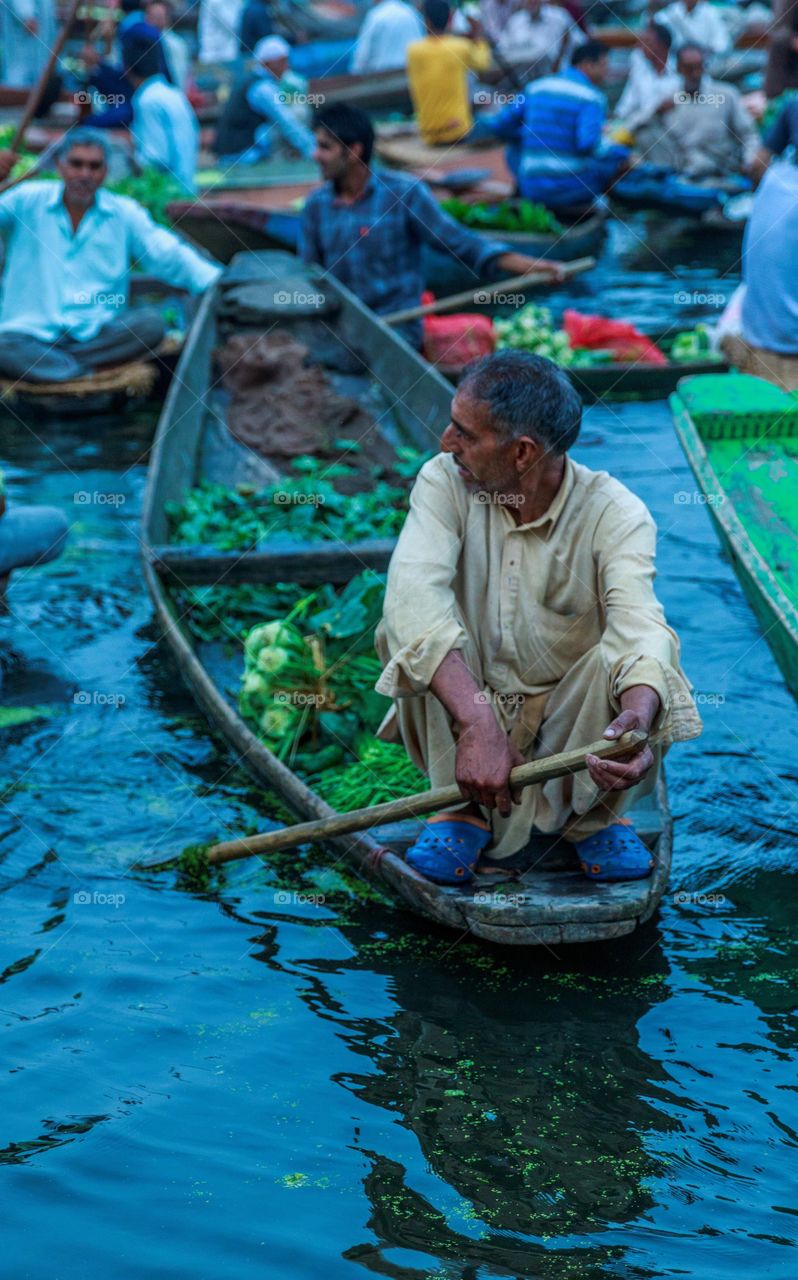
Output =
[
  {"x1": 312, "y1": 737, "x2": 426, "y2": 811},
  {"x1": 494, "y1": 305, "x2": 574, "y2": 365},
  {"x1": 440, "y1": 197, "x2": 562, "y2": 235},
  {"x1": 167, "y1": 453, "x2": 426, "y2": 551},
  {"x1": 0, "y1": 126, "x2": 38, "y2": 182},
  {"x1": 107, "y1": 172, "x2": 187, "y2": 226},
  {"x1": 668, "y1": 325, "x2": 722, "y2": 364},
  {"x1": 237, "y1": 572, "x2": 390, "y2": 768}
]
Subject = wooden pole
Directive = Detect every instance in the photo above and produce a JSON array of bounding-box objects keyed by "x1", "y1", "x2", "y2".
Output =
[
  {"x1": 203, "y1": 730, "x2": 653, "y2": 866},
  {"x1": 382, "y1": 257, "x2": 595, "y2": 326},
  {"x1": 0, "y1": 0, "x2": 83, "y2": 195}
]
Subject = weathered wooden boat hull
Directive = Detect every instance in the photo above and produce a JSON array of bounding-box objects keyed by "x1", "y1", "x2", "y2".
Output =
[
  {"x1": 142, "y1": 250, "x2": 673, "y2": 944},
  {"x1": 671, "y1": 388, "x2": 798, "y2": 699},
  {"x1": 309, "y1": 68, "x2": 411, "y2": 113}
]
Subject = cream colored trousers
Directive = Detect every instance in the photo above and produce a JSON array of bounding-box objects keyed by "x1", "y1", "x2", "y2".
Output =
[{"x1": 377, "y1": 630, "x2": 662, "y2": 860}]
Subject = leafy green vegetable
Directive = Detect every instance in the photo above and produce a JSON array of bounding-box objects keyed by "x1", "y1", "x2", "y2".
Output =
[
  {"x1": 494, "y1": 304, "x2": 574, "y2": 365},
  {"x1": 167, "y1": 455, "x2": 427, "y2": 552},
  {"x1": 0, "y1": 705, "x2": 58, "y2": 729},
  {"x1": 669, "y1": 325, "x2": 722, "y2": 364},
  {"x1": 107, "y1": 172, "x2": 187, "y2": 225},
  {"x1": 237, "y1": 571, "x2": 392, "y2": 765},
  {"x1": 440, "y1": 197, "x2": 562, "y2": 235},
  {"x1": 312, "y1": 737, "x2": 427, "y2": 811}
]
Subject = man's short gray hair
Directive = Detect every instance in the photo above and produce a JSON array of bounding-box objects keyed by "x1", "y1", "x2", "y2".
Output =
[
  {"x1": 55, "y1": 127, "x2": 112, "y2": 164},
  {"x1": 459, "y1": 350, "x2": 582, "y2": 455}
]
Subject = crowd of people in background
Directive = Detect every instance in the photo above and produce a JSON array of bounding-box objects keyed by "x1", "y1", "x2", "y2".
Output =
[{"x1": 0, "y1": 0, "x2": 796, "y2": 388}]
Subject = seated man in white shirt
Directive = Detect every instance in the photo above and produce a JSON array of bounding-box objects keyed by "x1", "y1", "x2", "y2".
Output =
[
  {"x1": 0, "y1": 129, "x2": 221, "y2": 384},
  {"x1": 124, "y1": 32, "x2": 200, "y2": 192},
  {"x1": 497, "y1": 0, "x2": 583, "y2": 81},
  {"x1": 648, "y1": 43, "x2": 758, "y2": 179},
  {"x1": 613, "y1": 23, "x2": 681, "y2": 150},
  {"x1": 351, "y1": 0, "x2": 424, "y2": 74}
]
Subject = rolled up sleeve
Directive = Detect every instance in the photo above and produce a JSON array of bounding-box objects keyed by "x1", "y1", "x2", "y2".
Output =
[
  {"x1": 376, "y1": 457, "x2": 469, "y2": 697},
  {"x1": 595, "y1": 504, "x2": 702, "y2": 743}
]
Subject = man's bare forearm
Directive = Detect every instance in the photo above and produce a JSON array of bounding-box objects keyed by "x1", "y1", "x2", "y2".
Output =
[
  {"x1": 430, "y1": 650, "x2": 496, "y2": 735},
  {"x1": 616, "y1": 684, "x2": 661, "y2": 733}
]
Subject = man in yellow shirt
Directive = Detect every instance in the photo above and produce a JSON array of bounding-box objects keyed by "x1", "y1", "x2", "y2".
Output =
[{"x1": 407, "y1": 0, "x2": 493, "y2": 145}]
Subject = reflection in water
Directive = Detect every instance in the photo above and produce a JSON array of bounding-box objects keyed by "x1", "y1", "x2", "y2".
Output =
[{"x1": 345, "y1": 962, "x2": 671, "y2": 1274}]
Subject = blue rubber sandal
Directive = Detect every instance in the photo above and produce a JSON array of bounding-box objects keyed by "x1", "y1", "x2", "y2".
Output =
[
  {"x1": 405, "y1": 816, "x2": 492, "y2": 885},
  {"x1": 573, "y1": 821, "x2": 654, "y2": 883}
]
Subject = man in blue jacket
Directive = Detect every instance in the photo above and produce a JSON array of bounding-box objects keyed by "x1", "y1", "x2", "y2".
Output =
[{"x1": 475, "y1": 40, "x2": 628, "y2": 212}]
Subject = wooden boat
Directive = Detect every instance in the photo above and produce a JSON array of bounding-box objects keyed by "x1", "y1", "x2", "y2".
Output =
[
  {"x1": 308, "y1": 67, "x2": 411, "y2": 113},
  {"x1": 141, "y1": 248, "x2": 672, "y2": 945},
  {"x1": 670, "y1": 374, "x2": 798, "y2": 699},
  {"x1": 435, "y1": 331, "x2": 727, "y2": 401},
  {"x1": 0, "y1": 279, "x2": 188, "y2": 419}
]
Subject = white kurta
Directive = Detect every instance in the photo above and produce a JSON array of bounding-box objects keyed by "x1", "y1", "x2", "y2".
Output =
[
  {"x1": 351, "y1": 0, "x2": 424, "y2": 74},
  {"x1": 0, "y1": 0, "x2": 56, "y2": 86},
  {"x1": 614, "y1": 48, "x2": 681, "y2": 132},
  {"x1": 198, "y1": 0, "x2": 244, "y2": 64}
]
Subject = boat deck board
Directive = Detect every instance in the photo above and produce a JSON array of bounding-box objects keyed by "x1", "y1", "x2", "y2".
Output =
[{"x1": 711, "y1": 436, "x2": 798, "y2": 609}]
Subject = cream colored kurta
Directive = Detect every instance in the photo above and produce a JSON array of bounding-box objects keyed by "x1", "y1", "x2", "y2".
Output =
[{"x1": 376, "y1": 452, "x2": 701, "y2": 856}]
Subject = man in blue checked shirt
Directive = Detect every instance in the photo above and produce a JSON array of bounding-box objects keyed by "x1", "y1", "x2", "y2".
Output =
[{"x1": 300, "y1": 103, "x2": 564, "y2": 350}]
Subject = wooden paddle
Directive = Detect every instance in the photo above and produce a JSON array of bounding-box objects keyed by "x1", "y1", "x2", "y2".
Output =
[
  {"x1": 190, "y1": 729, "x2": 651, "y2": 869},
  {"x1": 0, "y1": 0, "x2": 83, "y2": 196},
  {"x1": 382, "y1": 257, "x2": 595, "y2": 327}
]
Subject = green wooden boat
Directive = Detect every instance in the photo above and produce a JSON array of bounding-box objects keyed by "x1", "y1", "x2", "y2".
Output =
[{"x1": 670, "y1": 373, "x2": 798, "y2": 698}]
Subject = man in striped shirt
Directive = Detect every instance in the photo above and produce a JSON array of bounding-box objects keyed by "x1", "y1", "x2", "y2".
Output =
[{"x1": 475, "y1": 40, "x2": 628, "y2": 212}]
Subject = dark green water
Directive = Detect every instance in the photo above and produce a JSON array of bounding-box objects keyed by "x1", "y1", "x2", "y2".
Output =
[{"x1": 2, "y1": 221, "x2": 798, "y2": 1278}]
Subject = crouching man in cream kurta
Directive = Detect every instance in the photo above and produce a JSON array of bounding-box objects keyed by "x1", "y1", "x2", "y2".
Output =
[{"x1": 375, "y1": 351, "x2": 701, "y2": 885}]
